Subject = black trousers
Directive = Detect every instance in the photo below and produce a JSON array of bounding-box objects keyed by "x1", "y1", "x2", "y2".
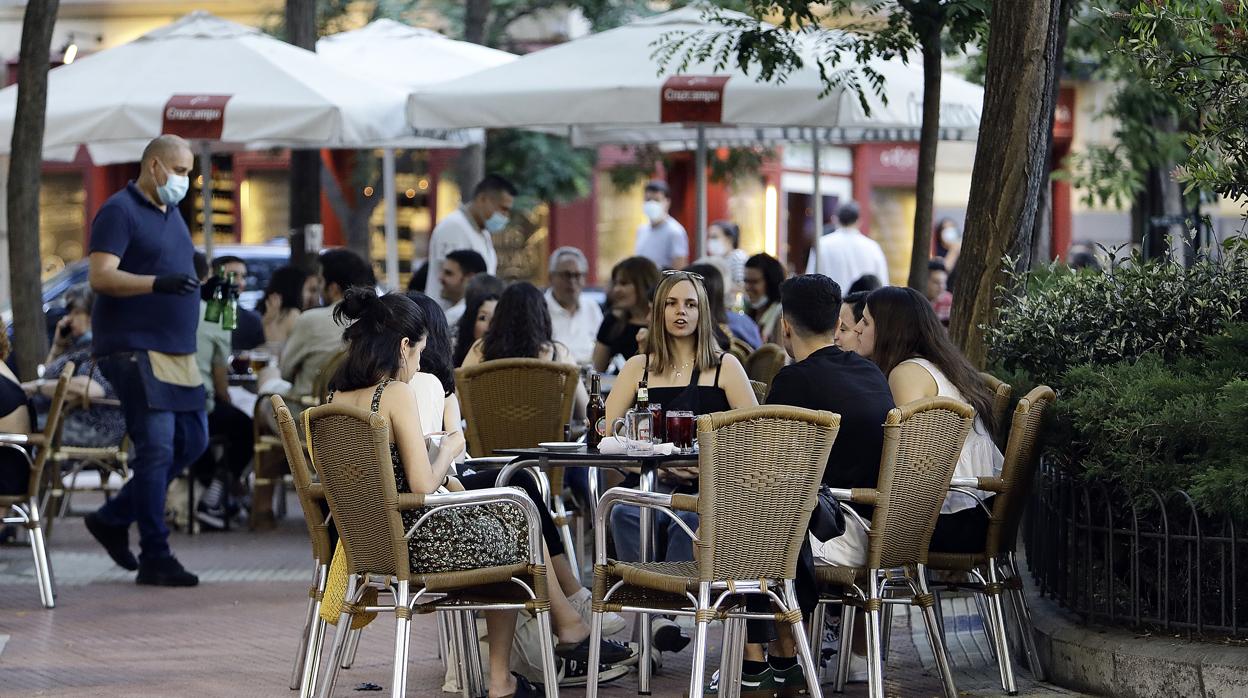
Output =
[{"x1": 192, "y1": 401, "x2": 255, "y2": 486}]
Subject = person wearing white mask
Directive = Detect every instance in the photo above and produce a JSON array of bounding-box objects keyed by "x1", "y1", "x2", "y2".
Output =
[
  {"x1": 82, "y1": 134, "x2": 206, "y2": 587},
  {"x1": 424, "y1": 174, "x2": 514, "y2": 309},
  {"x1": 707, "y1": 220, "x2": 749, "y2": 296},
  {"x1": 633, "y1": 180, "x2": 689, "y2": 270}
]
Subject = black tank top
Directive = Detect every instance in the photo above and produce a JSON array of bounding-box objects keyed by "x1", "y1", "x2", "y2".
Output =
[{"x1": 642, "y1": 355, "x2": 731, "y2": 416}]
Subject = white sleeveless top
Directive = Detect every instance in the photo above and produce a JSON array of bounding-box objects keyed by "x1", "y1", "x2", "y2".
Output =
[
  {"x1": 407, "y1": 372, "x2": 446, "y2": 435},
  {"x1": 900, "y1": 358, "x2": 1004, "y2": 514}
]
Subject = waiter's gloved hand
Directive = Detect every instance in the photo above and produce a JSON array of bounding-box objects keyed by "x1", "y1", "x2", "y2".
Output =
[{"x1": 153, "y1": 274, "x2": 199, "y2": 295}]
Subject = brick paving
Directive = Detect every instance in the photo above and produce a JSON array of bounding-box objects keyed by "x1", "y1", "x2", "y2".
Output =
[{"x1": 0, "y1": 496, "x2": 1086, "y2": 698}]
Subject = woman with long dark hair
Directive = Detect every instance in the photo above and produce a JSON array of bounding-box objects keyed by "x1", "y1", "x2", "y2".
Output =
[
  {"x1": 405, "y1": 292, "x2": 460, "y2": 440},
  {"x1": 452, "y1": 275, "x2": 505, "y2": 368},
  {"x1": 592, "y1": 256, "x2": 661, "y2": 372},
  {"x1": 260, "y1": 265, "x2": 313, "y2": 350},
  {"x1": 854, "y1": 286, "x2": 1003, "y2": 553},
  {"x1": 744, "y1": 253, "x2": 785, "y2": 344},
  {"x1": 833, "y1": 290, "x2": 869, "y2": 353}
]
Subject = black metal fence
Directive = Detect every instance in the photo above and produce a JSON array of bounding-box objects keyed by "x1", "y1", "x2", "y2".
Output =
[{"x1": 1025, "y1": 458, "x2": 1247, "y2": 639}]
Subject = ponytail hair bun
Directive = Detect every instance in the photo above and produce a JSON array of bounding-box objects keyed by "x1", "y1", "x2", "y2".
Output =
[{"x1": 335, "y1": 287, "x2": 391, "y2": 340}]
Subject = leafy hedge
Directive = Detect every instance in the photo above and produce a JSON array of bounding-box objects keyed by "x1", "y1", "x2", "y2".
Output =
[{"x1": 988, "y1": 242, "x2": 1248, "y2": 520}]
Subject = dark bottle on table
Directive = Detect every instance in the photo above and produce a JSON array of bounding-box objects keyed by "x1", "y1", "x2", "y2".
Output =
[
  {"x1": 221, "y1": 271, "x2": 239, "y2": 331},
  {"x1": 587, "y1": 372, "x2": 606, "y2": 449},
  {"x1": 634, "y1": 377, "x2": 653, "y2": 442},
  {"x1": 203, "y1": 265, "x2": 225, "y2": 323}
]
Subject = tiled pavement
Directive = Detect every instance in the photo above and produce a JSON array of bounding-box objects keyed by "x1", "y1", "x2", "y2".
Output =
[{"x1": 0, "y1": 497, "x2": 1086, "y2": 698}]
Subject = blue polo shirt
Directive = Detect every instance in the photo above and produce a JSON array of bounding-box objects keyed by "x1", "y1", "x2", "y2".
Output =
[{"x1": 90, "y1": 182, "x2": 199, "y2": 357}]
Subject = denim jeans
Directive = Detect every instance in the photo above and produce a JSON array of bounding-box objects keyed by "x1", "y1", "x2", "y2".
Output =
[
  {"x1": 95, "y1": 354, "x2": 208, "y2": 562},
  {"x1": 609, "y1": 480, "x2": 700, "y2": 562}
]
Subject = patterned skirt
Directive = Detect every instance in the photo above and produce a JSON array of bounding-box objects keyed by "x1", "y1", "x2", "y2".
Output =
[{"x1": 402, "y1": 503, "x2": 529, "y2": 574}]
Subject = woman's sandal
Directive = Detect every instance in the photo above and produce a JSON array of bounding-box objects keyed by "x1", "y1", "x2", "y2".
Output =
[{"x1": 496, "y1": 671, "x2": 541, "y2": 698}]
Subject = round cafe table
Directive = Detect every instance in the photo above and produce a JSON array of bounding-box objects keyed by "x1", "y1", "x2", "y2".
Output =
[{"x1": 490, "y1": 446, "x2": 697, "y2": 695}]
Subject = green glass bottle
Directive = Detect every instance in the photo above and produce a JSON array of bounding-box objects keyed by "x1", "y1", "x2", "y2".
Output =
[
  {"x1": 203, "y1": 265, "x2": 225, "y2": 323},
  {"x1": 221, "y1": 271, "x2": 239, "y2": 331}
]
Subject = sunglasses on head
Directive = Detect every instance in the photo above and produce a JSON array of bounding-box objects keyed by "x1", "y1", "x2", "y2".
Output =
[{"x1": 661, "y1": 269, "x2": 705, "y2": 282}]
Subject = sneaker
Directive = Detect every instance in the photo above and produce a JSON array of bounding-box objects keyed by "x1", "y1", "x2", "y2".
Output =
[
  {"x1": 84, "y1": 512, "x2": 138, "y2": 571},
  {"x1": 195, "y1": 501, "x2": 228, "y2": 531},
  {"x1": 556, "y1": 656, "x2": 630, "y2": 687},
  {"x1": 652, "y1": 617, "x2": 691, "y2": 653},
  {"x1": 136, "y1": 556, "x2": 199, "y2": 587},
  {"x1": 691, "y1": 667, "x2": 781, "y2": 697},
  {"x1": 568, "y1": 587, "x2": 628, "y2": 636},
  {"x1": 771, "y1": 662, "x2": 809, "y2": 697},
  {"x1": 555, "y1": 636, "x2": 638, "y2": 665}
]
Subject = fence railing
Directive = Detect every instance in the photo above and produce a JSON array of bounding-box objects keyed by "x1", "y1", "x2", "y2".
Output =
[{"x1": 1025, "y1": 458, "x2": 1246, "y2": 639}]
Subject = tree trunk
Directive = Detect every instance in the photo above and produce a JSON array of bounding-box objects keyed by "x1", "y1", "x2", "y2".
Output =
[
  {"x1": 286, "y1": 0, "x2": 320, "y2": 274},
  {"x1": 906, "y1": 13, "x2": 943, "y2": 292},
  {"x1": 6, "y1": 0, "x2": 60, "y2": 380},
  {"x1": 464, "y1": 0, "x2": 492, "y2": 45},
  {"x1": 1025, "y1": 0, "x2": 1073, "y2": 270},
  {"x1": 948, "y1": 0, "x2": 1065, "y2": 367}
]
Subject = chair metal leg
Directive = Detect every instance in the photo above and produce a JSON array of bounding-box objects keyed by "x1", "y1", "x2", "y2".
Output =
[
  {"x1": 784, "y1": 581, "x2": 824, "y2": 698},
  {"x1": 834, "y1": 604, "x2": 856, "y2": 694},
  {"x1": 636, "y1": 469, "x2": 656, "y2": 695},
  {"x1": 318, "y1": 575, "x2": 358, "y2": 698},
  {"x1": 292, "y1": 563, "x2": 327, "y2": 692},
  {"x1": 879, "y1": 595, "x2": 893, "y2": 662},
  {"x1": 534, "y1": 607, "x2": 560, "y2": 698},
  {"x1": 687, "y1": 583, "x2": 712, "y2": 698},
  {"x1": 341, "y1": 627, "x2": 362, "y2": 669},
  {"x1": 916, "y1": 566, "x2": 959, "y2": 698},
  {"x1": 391, "y1": 580, "x2": 412, "y2": 698},
  {"x1": 718, "y1": 616, "x2": 745, "y2": 698},
  {"x1": 973, "y1": 588, "x2": 999, "y2": 660},
  {"x1": 587, "y1": 601, "x2": 605, "y2": 698},
  {"x1": 1006, "y1": 554, "x2": 1046, "y2": 680},
  {"x1": 863, "y1": 574, "x2": 885, "y2": 698},
  {"x1": 459, "y1": 610, "x2": 485, "y2": 698},
  {"x1": 985, "y1": 565, "x2": 1018, "y2": 695},
  {"x1": 26, "y1": 501, "x2": 55, "y2": 609},
  {"x1": 302, "y1": 616, "x2": 327, "y2": 698},
  {"x1": 447, "y1": 611, "x2": 471, "y2": 698}
]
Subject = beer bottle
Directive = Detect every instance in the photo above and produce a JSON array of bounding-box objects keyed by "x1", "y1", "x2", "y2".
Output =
[
  {"x1": 634, "y1": 377, "x2": 652, "y2": 442},
  {"x1": 587, "y1": 372, "x2": 606, "y2": 449},
  {"x1": 221, "y1": 271, "x2": 239, "y2": 331},
  {"x1": 203, "y1": 265, "x2": 225, "y2": 323}
]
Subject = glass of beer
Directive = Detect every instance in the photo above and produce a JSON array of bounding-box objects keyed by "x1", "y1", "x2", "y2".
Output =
[
  {"x1": 666, "y1": 411, "x2": 695, "y2": 454},
  {"x1": 230, "y1": 352, "x2": 251, "y2": 375},
  {"x1": 249, "y1": 350, "x2": 272, "y2": 374}
]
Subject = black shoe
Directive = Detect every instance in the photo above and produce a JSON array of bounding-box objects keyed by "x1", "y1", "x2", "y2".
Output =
[
  {"x1": 195, "y1": 501, "x2": 227, "y2": 531},
  {"x1": 136, "y1": 556, "x2": 199, "y2": 587},
  {"x1": 508, "y1": 671, "x2": 541, "y2": 698},
  {"x1": 557, "y1": 656, "x2": 631, "y2": 686},
  {"x1": 84, "y1": 512, "x2": 138, "y2": 571},
  {"x1": 652, "y1": 617, "x2": 692, "y2": 653},
  {"x1": 555, "y1": 636, "x2": 637, "y2": 665}
]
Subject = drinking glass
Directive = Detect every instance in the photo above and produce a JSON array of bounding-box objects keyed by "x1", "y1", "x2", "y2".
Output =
[
  {"x1": 229, "y1": 352, "x2": 251, "y2": 375},
  {"x1": 612, "y1": 409, "x2": 654, "y2": 456},
  {"x1": 249, "y1": 350, "x2": 272, "y2": 374},
  {"x1": 666, "y1": 411, "x2": 695, "y2": 454},
  {"x1": 648, "y1": 403, "x2": 665, "y2": 443}
]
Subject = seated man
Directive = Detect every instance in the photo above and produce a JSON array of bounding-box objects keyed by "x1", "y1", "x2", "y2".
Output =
[
  {"x1": 212, "y1": 254, "x2": 265, "y2": 351},
  {"x1": 439, "y1": 249, "x2": 487, "y2": 327},
  {"x1": 728, "y1": 274, "x2": 896, "y2": 693}
]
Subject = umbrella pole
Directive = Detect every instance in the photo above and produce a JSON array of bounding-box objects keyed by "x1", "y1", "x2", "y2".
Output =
[
  {"x1": 382, "y1": 148, "x2": 399, "y2": 290},
  {"x1": 200, "y1": 142, "x2": 214, "y2": 261},
  {"x1": 812, "y1": 137, "x2": 822, "y2": 275},
  {"x1": 695, "y1": 124, "x2": 707, "y2": 260}
]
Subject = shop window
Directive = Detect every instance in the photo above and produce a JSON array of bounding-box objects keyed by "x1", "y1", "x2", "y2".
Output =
[{"x1": 39, "y1": 172, "x2": 86, "y2": 278}]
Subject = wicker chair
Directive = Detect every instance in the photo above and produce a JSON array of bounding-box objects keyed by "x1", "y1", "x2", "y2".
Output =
[
  {"x1": 42, "y1": 396, "x2": 129, "y2": 540},
  {"x1": 749, "y1": 380, "x2": 769, "y2": 405},
  {"x1": 270, "y1": 396, "x2": 333, "y2": 698},
  {"x1": 980, "y1": 372, "x2": 1013, "y2": 448},
  {"x1": 929, "y1": 385, "x2": 1055, "y2": 693},
  {"x1": 744, "y1": 343, "x2": 786, "y2": 389},
  {"x1": 303, "y1": 401, "x2": 559, "y2": 698},
  {"x1": 586, "y1": 406, "x2": 840, "y2": 698},
  {"x1": 811, "y1": 397, "x2": 974, "y2": 698},
  {"x1": 0, "y1": 365, "x2": 73, "y2": 609},
  {"x1": 727, "y1": 336, "x2": 753, "y2": 366}
]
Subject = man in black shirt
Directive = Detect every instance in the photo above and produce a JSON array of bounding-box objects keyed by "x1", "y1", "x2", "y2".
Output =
[{"x1": 730, "y1": 274, "x2": 895, "y2": 694}]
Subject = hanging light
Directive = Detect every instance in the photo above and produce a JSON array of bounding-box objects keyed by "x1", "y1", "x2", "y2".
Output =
[{"x1": 63, "y1": 42, "x2": 78, "y2": 64}]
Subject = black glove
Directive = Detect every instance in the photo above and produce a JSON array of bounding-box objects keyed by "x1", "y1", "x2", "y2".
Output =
[{"x1": 152, "y1": 274, "x2": 199, "y2": 295}]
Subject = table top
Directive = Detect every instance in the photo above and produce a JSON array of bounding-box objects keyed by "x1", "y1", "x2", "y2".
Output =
[{"x1": 494, "y1": 447, "x2": 697, "y2": 465}]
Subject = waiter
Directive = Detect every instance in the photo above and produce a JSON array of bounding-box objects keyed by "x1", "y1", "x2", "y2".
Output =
[{"x1": 83, "y1": 134, "x2": 206, "y2": 587}]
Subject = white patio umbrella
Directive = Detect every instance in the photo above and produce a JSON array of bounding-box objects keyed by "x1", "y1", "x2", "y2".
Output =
[
  {"x1": 0, "y1": 11, "x2": 462, "y2": 260},
  {"x1": 406, "y1": 6, "x2": 984, "y2": 258},
  {"x1": 317, "y1": 19, "x2": 516, "y2": 288}
]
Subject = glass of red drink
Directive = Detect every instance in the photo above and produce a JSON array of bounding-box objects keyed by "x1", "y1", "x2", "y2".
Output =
[
  {"x1": 649, "y1": 403, "x2": 665, "y2": 443},
  {"x1": 666, "y1": 411, "x2": 695, "y2": 453},
  {"x1": 229, "y1": 352, "x2": 251, "y2": 375}
]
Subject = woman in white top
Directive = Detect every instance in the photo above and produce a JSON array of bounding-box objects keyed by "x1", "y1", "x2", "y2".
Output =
[{"x1": 854, "y1": 286, "x2": 1004, "y2": 553}]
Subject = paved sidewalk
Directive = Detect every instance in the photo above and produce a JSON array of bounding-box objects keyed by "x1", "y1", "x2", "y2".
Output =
[{"x1": 0, "y1": 502, "x2": 1084, "y2": 697}]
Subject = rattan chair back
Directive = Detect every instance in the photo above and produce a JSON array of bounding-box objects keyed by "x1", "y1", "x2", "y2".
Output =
[
  {"x1": 454, "y1": 358, "x2": 579, "y2": 457},
  {"x1": 272, "y1": 395, "x2": 332, "y2": 565},
  {"x1": 695, "y1": 406, "x2": 839, "y2": 582},
  {"x1": 728, "y1": 336, "x2": 753, "y2": 365},
  {"x1": 744, "y1": 343, "x2": 786, "y2": 388},
  {"x1": 303, "y1": 402, "x2": 409, "y2": 581},
  {"x1": 867, "y1": 397, "x2": 974, "y2": 570},
  {"x1": 748, "y1": 380, "x2": 768, "y2": 405},
  {"x1": 980, "y1": 372, "x2": 1013, "y2": 446},
  {"x1": 27, "y1": 365, "x2": 74, "y2": 498},
  {"x1": 989, "y1": 385, "x2": 1055, "y2": 556}
]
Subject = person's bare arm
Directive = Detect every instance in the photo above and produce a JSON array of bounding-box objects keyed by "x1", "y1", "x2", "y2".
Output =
[
  {"x1": 719, "y1": 354, "x2": 758, "y2": 409},
  {"x1": 592, "y1": 342, "x2": 613, "y2": 373},
  {"x1": 604, "y1": 355, "x2": 645, "y2": 435},
  {"x1": 88, "y1": 252, "x2": 155, "y2": 297},
  {"x1": 212, "y1": 362, "x2": 231, "y2": 407},
  {"x1": 888, "y1": 362, "x2": 939, "y2": 406}
]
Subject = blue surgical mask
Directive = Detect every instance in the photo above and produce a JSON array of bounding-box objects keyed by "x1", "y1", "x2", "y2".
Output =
[
  {"x1": 484, "y1": 211, "x2": 509, "y2": 233},
  {"x1": 156, "y1": 161, "x2": 189, "y2": 206}
]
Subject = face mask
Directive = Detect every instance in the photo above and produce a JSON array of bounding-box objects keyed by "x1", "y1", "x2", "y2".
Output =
[
  {"x1": 156, "y1": 161, "x2": 189, "y2": 206},
  {"x1": 484, "y1": 211, "x2": 508, "y2": 233},
  {"x1": 642, "y1": 201, "x2": 665, "y2": 223},
  {"x1": 707, "y1": 239, "x2": 727, "y2": 257},
  {"x1": 941, "y1": 225, "x2": 962, "y2": 246},
  {"x1": 749, "y1": 295, "x2": 770, "y2": 310}
]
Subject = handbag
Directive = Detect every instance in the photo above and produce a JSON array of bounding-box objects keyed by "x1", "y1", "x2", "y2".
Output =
[{"x1": 808, "y1": 485, "x2": 846, "y2": 542}]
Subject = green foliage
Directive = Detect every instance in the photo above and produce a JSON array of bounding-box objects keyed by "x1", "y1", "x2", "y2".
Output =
[
  {"x1": 986, "y1": 245, "x2": 1248, "y2": 384},
  {"x1": 484, "y1": 130, "x2": 594, "y2": 207},
  {"x1": 1050, "y1": 328, "x2": 1248, "y2": 521},
  {"x1": 606, "y1": 144, "x2": 775, "y2": 191}
]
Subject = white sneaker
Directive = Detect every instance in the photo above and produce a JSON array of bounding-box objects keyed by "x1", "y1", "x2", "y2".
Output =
[
  {"x1": 568, "y1": 587, "x2": 628, "y2": 636},
  {"x1": 846, "y1": 652, "x2": 870, "y2": 683}
]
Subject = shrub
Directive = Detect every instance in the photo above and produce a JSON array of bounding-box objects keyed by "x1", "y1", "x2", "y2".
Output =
[{"x1": 987, "y1": 244, "x2": 1248, "y2": 385}]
